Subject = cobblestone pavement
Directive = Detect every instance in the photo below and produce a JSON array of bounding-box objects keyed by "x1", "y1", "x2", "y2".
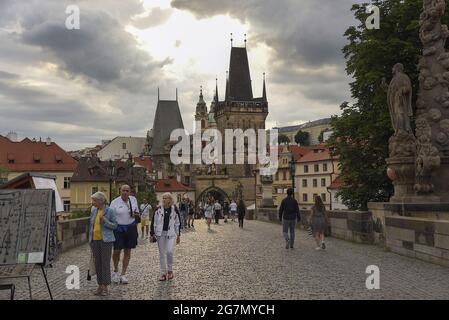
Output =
[{"x1": 2, "y1": 220, "x2": 449, "y2": 300}]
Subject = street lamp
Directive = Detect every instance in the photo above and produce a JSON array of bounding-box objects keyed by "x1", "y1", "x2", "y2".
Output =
[
  {"x1": 289, "y1": 154, "x2": 296, "y2": 198},
  {"x1": 252, "y1": 168, "x2": 257, "y2": 209},
  {"x1": 107, "y1": 159, "x2": 116, "y2": 203}
]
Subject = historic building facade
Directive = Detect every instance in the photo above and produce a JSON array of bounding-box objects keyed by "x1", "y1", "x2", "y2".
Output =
[{"x1": 191, "y1": 45, "x2": 268, "y2": 207}]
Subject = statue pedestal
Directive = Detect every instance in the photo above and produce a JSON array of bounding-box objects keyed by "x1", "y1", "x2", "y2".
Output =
[
  {"x1": 387, "y1": 156, "x2": 416, "y2": 202},
  {"x1": 260, "y1": 176, "x2": 276, "y2": 208}
]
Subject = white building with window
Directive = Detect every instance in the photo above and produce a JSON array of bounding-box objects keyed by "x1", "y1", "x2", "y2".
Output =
[
  {"x1": 327, "y1": 176, "x2": 348, "y2": 210},
  {"x1": 294, "y1": 147, "x2": 340, "y2": 210},
  {"x1": 97, "y1": 137, "x2": 147, "y2": 161}
]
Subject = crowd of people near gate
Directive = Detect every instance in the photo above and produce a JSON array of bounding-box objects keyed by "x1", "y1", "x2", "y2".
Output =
[{"x1": 87, "y1": 184, "x2": 327, "y2": 296}]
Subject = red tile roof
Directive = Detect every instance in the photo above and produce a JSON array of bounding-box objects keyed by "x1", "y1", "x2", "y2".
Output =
[
  {"x1": 297, "y1": 148, "x2": 332, "y2": 163},
  {"x1": 0, "y1": 135, "x2": 78, "y2": 172},
  {"x1": 289, "y1": 145, "x2": 313, "y2": 161},
  {"x1": 154, "y1": 179, "x2": 194, "y2": 192},
  {"x1": 133, "y1": 156, "x2": 152, "y2": 173},
  {"x1": 328, "y1": 176, "x2": 344, "y2": 190}
]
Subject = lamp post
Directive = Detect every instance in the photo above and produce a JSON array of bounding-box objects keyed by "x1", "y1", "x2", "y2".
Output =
[
  {"x1": 289, "y1": 154, "x2": 296, "y2": 198},
  {"x1": 252, "y1": 168, "x2": 257, "y2": 209},
  {"x1": 107, "y1": 159, "x2": 116, "y2": 203}
]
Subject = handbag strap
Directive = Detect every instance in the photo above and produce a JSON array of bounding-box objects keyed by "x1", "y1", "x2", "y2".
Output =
[{"x1": 128, "y1": 198, "x2": 132, "y2": 216}]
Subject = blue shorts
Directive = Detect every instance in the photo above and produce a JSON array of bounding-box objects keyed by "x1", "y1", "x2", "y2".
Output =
[{"x1": 113, "y1": 223, "x2": 138, "y2": 250}]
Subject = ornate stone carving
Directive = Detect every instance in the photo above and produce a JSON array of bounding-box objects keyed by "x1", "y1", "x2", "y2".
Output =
[
  {"x1": 414, "y1": 117, "x2": 441, "y2": 193},
  {"x1": 388, "y1": 131, "x2": 416, "y2": 158}
]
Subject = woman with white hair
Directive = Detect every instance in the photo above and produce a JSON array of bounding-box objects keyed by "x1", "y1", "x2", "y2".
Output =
[
  {"x1": 150, "y1": 192, "x2": 181, "y2": 281},
  {"x1": 88, "y1": 191, "x2": 118, "y2": 296}
]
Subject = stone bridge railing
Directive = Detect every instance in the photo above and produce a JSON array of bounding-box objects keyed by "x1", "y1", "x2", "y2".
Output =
[
  {"x1": 256, "y1": 205, "x2": 449, "y2": 268},
  {"x1": 255, "y1": 207, "x2": 376, "y2": 244},
  {"x1": 57, "y1": 217, "x2": 90, "y2": 253}
]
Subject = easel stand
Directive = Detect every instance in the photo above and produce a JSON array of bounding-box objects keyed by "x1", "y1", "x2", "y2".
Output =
[
  {"x1": 40, "y1": 264, "x2": 53, "y2": 300},
  {"x1": 0, "y1": 264, "x2": 53, "y2": 300}
]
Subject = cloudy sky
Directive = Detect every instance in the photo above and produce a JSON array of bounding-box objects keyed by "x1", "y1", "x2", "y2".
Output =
[{"x1": 0, "y1": 0, "x2": 365, "y2": 151}]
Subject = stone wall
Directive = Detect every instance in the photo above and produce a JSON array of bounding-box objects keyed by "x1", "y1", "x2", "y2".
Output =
[
  {"x1": 57, "y1": 217, "x2": 90, "y2": 252},
  {"x1": 385, "y1": 215, "x2": 449, "y2": 268}
]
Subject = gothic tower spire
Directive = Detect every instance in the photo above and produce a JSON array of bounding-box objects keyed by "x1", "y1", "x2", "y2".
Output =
[{"x1": 262, "y1": 72, "x2": 267, "y2": 102}]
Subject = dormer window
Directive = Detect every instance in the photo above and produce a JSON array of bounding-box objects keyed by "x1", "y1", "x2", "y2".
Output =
[
  {"x1": 55, "y1": 155, "x2": 63, "y2": 163},
  {"x1": 7, "y1": 154, "x2": 14, "y2": 164},
  {"x1": 33, "y1": 153, "x2": 41, "y2": 164}
]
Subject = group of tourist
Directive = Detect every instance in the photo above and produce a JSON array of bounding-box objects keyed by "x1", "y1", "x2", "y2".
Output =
[
  {"x1": 88, "y1": 186, "x2": 246, "y2": 296},
  {"x1": 88, "y1": 185, "x2": 182, "y2": 296},
  {"x1": 88, "y1": 184, "x2": 326, "y2": 296},
  {"x1": 201, "y1": 197, "x2": 246, "y2": 230},
  {"x1": 179, "y1": 197, "x2": 195, "y2": 228},
  {"x1": 278, "y1": 188, "x2": 327, "y2": 251}
]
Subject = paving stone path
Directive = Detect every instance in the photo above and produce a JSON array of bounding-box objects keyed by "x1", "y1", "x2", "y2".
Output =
[{"x1": 2, "y1": 220, "x2": 449, "y2": 300}]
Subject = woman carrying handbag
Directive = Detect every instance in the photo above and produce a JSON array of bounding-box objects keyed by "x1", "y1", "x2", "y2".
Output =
[{"x1": 88, "y1": 192, "x2": 118, "y2": 296}]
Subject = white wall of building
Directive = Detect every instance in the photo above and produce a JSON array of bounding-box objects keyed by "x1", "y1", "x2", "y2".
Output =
[
  {"x1": 330, "y1": 189, "x2": 348, "y2": 210},
  {"x1": 97, "y1": 137, "x2": 146, "y2": 161}
]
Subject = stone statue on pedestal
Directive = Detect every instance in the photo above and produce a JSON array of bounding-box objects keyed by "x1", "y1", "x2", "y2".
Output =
[
  {"x1": 386, "y1": 64, "x2": 416, "y2": 202},
  {"x1": 388, "y1": 63, "x2": 413, "y2": 135}
]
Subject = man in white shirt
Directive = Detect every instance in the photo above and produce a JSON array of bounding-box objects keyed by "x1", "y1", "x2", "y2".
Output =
[
  {"x1": 230, "y1": 200, "x2": 238, "y2": 222},
  {"x1": 140, "y1": 199, "x2": 152, "y2": 239},
  {"x1": 109, "y1": 184, "x2": 139, "y2": 285}
]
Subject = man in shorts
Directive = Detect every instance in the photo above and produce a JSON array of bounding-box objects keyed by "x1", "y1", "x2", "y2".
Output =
[
  {"x1": 110, "y1": 185, "x2": 139, "y2": 284},
  {"x1": 140, "y1": 198, "x2": 152, "y2": 239}
]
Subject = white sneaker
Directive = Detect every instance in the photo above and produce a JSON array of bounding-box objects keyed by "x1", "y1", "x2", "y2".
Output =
[
  {"x1": 120, "y1": 275, "x2": 129, "y2": 284},
  {"x1": 112, "y1": 272, "x2": 120, "y2": 284},
  {"x1": 315, "y1": 247, "x2": 321, "y2": 251}
]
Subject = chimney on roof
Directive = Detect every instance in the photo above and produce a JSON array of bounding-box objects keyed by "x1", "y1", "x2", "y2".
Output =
[
  {"x1": 6, "y1": 131, "x2": 18, "y2": 142},
  {"x1": 46, "y1": 137, "x2": 51, "y2": 146}
]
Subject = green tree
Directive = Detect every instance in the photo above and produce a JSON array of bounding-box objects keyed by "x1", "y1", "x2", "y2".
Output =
[
  {"x1": 135, "y1": 190, "x2": 157, "y2": 208},
  {"x1": 295, "y1": 130, "x2": 310, "y2": 146},
  {"x1": 278, "y1": 134, "x2": 290, "y2": 144},
  {"x1": 328, "y1": 0, "x2": 449, "y2": 210}
]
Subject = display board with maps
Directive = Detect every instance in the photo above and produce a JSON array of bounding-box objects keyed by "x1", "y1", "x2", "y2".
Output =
[{"x1": 0, "y1": 189, "x2": 58, "y2": 266}]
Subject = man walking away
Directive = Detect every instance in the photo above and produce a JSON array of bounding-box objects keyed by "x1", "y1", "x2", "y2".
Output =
[
  {"x1": 278, "y1": 188, "x2": 300, "y2": 249},
  {"x1": 179, "y1": 198, "x2": 188, "y2": 229},
  {"x1": 187, "y1": 199, "x2": 195, "y2": 228},
  {"x1": 223, "y1": 201, "x2": 229, "y2": 223},
  {"x1": 214, "y1": 200, "x2": 222, "y2": 224},
  {"x1": 237, "y1": 199, "x2": 246, "y2": 228}
]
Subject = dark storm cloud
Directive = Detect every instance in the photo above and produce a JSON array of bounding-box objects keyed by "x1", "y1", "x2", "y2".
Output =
[
  {"x1": 0, "y1": 0, "x2": 171, "y2": 148},
  {"x1": 172, "y1": 0, "x2": 363, "y2": 66},
  {"x1": 0, "y1": 71, "x2": 19, "y2": 80},
  {"x1": 0, "y1": 78, "x2": 103, "y2": 124},
  {"x1": 0, "y1": 0, "x2": 365, "y2": 149},
  {"x1": 18, "y1": 5, "x2": 165, "y2": 92},
  {"x1": 172, "y1": 0, "x2": 365, "y2": 108}
]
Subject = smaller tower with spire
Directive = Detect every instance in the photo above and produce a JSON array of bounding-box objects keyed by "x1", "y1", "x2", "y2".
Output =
[{"x1": 195, "y1": 86, "x2": 208, "y2": 131}]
